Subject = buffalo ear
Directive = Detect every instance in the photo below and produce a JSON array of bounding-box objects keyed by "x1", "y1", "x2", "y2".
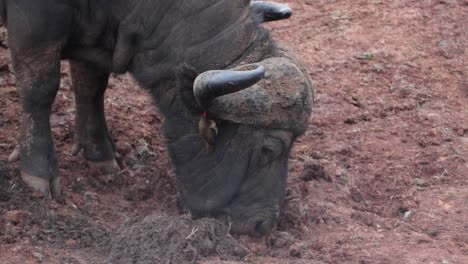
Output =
[{"x1": 175, "y1": 64, "x2": 203, "y2": 113}]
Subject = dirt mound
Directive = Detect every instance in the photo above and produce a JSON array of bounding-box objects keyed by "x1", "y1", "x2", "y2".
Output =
[{"x1": 107, "y1": 215, "x2": 249, "y2": 264}]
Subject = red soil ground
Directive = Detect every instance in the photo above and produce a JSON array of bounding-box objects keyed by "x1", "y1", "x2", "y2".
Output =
[{"x1": 0, "y1": 0, "x2": 467, "y2": 263}]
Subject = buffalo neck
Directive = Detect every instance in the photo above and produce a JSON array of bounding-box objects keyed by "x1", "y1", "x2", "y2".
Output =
[{"x1": 126, "y1": 1, "x2": 259, "y2": 93}]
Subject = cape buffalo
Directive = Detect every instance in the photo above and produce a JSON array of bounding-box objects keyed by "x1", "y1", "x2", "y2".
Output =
[{"x1": 1, "y1": 0, "x2": 313, "y2": 235}]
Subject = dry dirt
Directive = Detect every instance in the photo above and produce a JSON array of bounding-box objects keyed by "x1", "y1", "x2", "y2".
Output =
[{"x1": 0, "y1": 0, "x2": 467, "y2": 263}]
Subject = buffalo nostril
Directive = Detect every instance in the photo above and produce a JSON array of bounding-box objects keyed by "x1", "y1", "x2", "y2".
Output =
[{"x1": 254, "y1": 219, "x2": 275, "y2": 235}]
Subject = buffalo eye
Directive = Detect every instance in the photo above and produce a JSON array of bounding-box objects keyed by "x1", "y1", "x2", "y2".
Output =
[{"x1": 260, "y1": 137, "x2": 284, "y2": 166}]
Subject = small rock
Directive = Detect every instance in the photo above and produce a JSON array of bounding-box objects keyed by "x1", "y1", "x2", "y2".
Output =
[
  {"x1": 438, "y1": 40, "x2": 449, "y2": 48},
  {"x1": 371, "y1": 63, "x2": 384, "y2": 73},
  {"x1": 32, "y1": 252, "x2": 44, "y2": 262},
  {"x1": 437, "y1": 40, "x2": 454, "y2": 59},
  {"x1": 413, "y1": 178, "x2": 429, "y2": 187},
  {"x1": 403, "y1": 210, "x2": 413, "y2": 219},
  {"x1": 427, "y1": 227, "x2": 439, "y2": 238},
  {"x1": 441, "y1": 260, "x2": 451, "y2": 264},
  {"x1": 354, "y1": 52, "x2": 374, "y2": 60}
]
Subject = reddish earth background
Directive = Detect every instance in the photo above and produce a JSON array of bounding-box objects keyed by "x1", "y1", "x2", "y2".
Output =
[{"x1": 0, "y1": 0, "x2": 467, "y2": 263}]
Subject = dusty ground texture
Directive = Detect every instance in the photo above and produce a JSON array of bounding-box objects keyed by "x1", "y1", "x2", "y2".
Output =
[{"x1": 0, "y1": 0, "x2": 467, "y2": 263}]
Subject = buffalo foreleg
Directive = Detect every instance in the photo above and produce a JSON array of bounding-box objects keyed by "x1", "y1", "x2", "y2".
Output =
[
  {"x1": 70, "y1": 61, "x2": 120, "y2": 173},
  {"x1": 6, "y1": 1, "x2": 74, "y2": 200},
  {"x1": 10, "y1": 47, "x2": 62, "y2": 199}
]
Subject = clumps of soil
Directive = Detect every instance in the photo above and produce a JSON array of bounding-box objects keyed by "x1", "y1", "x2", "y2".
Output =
[
  {"x1": 0, "y1": 162, "x2": 109, "y2": 248},
  {"x1": 299, "y1": 160, "x2": 331, "y2": 182},
  {"x1": 30, "y1": 209, "x2": 110, "y2": 249},
  {"x1": 107, "y1": 214, "x2": 249, "y2": 264}
]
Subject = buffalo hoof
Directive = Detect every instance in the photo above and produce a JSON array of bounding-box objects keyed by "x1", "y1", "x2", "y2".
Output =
[
  {"x1": 20, "y1": 171, "x2": 63, "y2": 202},
  {"x1": 88, "y1": 159, "x2": 121, "y2": 174}
]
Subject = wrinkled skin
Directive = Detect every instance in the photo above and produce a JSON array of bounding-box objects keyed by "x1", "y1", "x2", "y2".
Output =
[{"x1": 2, "y1": 0, "x2": 313, "y2": 235}]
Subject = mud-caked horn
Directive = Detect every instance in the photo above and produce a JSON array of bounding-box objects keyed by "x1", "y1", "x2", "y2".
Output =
[
  {"x1": 195, "y1": 57, "x2": 313, "y2": 135},
  {"x1": 250, "y1": 1, "x2": 293, "y2": 22},
  {"x1": 193, "y1": 66, "x2": 266, "y2": 108}
]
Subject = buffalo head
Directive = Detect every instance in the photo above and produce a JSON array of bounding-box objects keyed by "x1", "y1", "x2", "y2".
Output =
[{"x1": 171, "y1": 48, "x2": 313, "y2": 235}]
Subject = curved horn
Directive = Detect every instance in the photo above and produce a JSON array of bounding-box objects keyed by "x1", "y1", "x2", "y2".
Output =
[
  {"x1": 250, "y1": 1, "x2": 292, "y2": 22},
  {"x1": 193, "y1": 65, "x2": 265, "y2": 108},
  {"x1": 206, "y1": 57, "x2": 313, "y2": 134}
]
